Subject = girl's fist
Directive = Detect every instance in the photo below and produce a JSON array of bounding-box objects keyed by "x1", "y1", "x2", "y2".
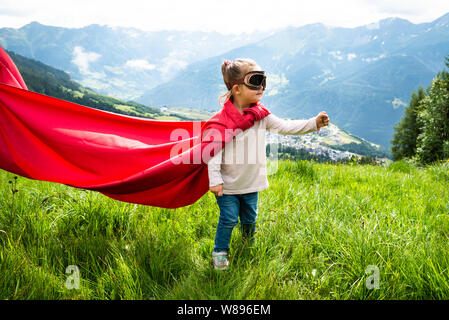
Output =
[{"x1": 316, "y1": 111, "x2": 330, "y2": 129}]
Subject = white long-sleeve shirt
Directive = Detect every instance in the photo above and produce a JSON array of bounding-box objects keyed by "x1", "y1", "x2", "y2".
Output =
[{"x1": 207, "y1": 113, "x2": 319, "y2": 194}]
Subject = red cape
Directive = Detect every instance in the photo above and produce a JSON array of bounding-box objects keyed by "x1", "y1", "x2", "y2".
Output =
[{"x1": 0, "y1": 47, "x2": 270, "y2": 208}]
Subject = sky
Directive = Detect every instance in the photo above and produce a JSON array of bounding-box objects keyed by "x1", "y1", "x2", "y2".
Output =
[{"x1": 1, "y1": 0, "x2": 449, "y2": 34}]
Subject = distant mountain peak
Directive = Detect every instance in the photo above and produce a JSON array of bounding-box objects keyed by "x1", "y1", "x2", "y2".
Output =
[
  {"x1": 432, "y1": 11, "x2": 449, "y2": 27},
  {"x1": 301, "y1": 23, "x2": 327, "y2": 30},
  {"x1": 378, "y1": 17, "x2": 412, "y2": 27},
  {"x1": 20, "y1": 21, "x2": 42, "y2": 28},
  {"x1": 363, "y1": 17, "x2": 413, "y2": 30},
  {"x1": 19, "y1": 21, "x2": 65, "y2": 31}
]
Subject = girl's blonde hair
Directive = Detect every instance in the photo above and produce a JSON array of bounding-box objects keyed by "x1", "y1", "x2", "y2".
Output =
[{"x1": 218, "y1": 58, "x2": 259, "y2": 106}]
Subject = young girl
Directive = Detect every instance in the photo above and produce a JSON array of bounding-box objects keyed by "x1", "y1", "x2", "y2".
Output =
[{"x1": 208, "y1": 58, "x2": 329, "y2": 270}]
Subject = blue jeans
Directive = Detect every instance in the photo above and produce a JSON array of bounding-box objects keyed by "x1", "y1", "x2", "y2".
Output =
[{"x1": 213, "y1": 192, "x2": 259, "y2": 253}]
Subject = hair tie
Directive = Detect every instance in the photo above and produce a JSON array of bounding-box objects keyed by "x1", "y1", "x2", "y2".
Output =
[{"x1": 225, "y1": 60, "x2": 231, "y2": 66}]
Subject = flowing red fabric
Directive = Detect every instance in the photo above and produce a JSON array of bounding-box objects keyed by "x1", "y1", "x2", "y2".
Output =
[{"x1": 0, "y1": 46, "x2": 271, "y2": 208}]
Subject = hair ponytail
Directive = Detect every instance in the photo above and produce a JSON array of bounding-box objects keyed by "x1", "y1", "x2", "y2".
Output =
[{"x1": 218, "y1": 58, "x2": 259, "y2": 107}]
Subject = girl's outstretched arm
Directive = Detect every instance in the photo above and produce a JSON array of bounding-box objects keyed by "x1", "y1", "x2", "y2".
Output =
[
  {"x1": 266, "y1": 111, "x2": 329, "y2": 135},
  {"x1": 266, "y1": 113, "x2": 319, "y2": 135}
]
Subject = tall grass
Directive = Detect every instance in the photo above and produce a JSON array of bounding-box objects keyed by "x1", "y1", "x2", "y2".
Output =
[{"x1": 0, "y1": 159, "x2": 448, "y2": 299}]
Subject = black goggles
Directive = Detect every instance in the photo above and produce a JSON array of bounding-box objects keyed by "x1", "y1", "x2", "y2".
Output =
[{"x1": 233, "y1": 71, "x2": 267, "y2": 91}]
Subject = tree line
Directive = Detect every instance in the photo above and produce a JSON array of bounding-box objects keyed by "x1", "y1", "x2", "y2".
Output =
[{"x1": 391, "y1": 56, "x2": 449, "y2": 165}]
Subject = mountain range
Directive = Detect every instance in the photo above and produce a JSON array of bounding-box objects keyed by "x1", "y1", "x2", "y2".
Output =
[
  {"x1": 6, "y1": 50, "x2": 389, "y2": 162},
  {"x1": 5, "y1": 50, "x2": 209, "y2": 122},
  {"x1": 1, "y1": 13, "x2": 449, "y2": 148},
  {"x1": 140, "y1": 14, "x2": 449, "y2": 148},
  {"x1": 0, "y1": 22, "x2": 266, "y2": 100}
]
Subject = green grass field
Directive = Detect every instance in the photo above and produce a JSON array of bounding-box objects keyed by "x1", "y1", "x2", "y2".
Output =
[{"x1": 1, "y1": 159, "x2": 448, "y2": 300}]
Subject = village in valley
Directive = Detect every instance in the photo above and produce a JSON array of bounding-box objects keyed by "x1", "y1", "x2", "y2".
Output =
[{"x1": 266, "y1": 123, "x2": 388, "y2": 164}]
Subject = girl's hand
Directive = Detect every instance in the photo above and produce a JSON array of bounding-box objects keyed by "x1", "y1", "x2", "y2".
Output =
[
  {"x1": 316, "y1": 111, "x2": 330, "y2": 129},
  {"x1": 210, "y1": 184, "x2": 223, "y2": 197}
]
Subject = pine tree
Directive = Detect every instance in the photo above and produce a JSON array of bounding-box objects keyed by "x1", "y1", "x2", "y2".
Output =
[
  {"x1": 390, "y1": 87, "x2": 426, "y2": 160},
  {"x1": 416, "y1": 69, "x2": 449, "y2": 164}
]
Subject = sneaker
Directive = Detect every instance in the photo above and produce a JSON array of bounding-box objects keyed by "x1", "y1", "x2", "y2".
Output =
[{"x1": 212, "y1": 251, "x2": 229, "y2": 271}]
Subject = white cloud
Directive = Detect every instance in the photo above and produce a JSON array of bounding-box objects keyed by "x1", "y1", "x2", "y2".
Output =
[
  {"x1": 359, "y1": 0, "x2": 429, "y2": 16},
  {"x1": 347, "y1": 53, "x2": 357, "y2": 61},
  {"x1": 363, "y1": 54, "x2": 387, "y2": 63},
  {"x1": 125, "y1": 59, "x2": 156, "y2": 70},
  {"x1": 0, "y1": 0, "x2": 449, "y2": 34},
  {"x1": 329, "y1": 51, "x2": 344, "y2": 60},
  {"x1": 313, "y1": 70, "x2": 336, "y2": 86},
  {"x1": 71, "y1": 46, "x2": 101, "y2": 75},
  {"x1": 392, "y1": 97, "x2": 407, "y2": 109},
  {"x1": 0, "y1": 7, "x2": 33, "y2": 16},
  {"x1": 158, "y1": 51, "x2": 188, "y2": 79}
]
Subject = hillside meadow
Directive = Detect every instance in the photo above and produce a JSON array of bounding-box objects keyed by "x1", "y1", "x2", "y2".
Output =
[{"x1": 0, "y1": 159, "x2": 448, "y2": 300}]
